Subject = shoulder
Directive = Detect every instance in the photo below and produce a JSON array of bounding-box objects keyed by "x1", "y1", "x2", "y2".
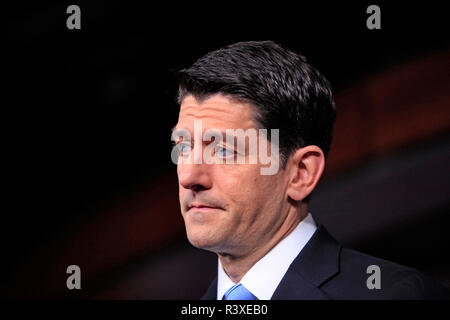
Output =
[{"x1": 320, "y1": 246, "x2": 450, "y2": 300}]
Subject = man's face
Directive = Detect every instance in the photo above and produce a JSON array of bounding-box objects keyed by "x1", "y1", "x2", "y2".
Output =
[{"x1": 174, "y1": 94, "x2": 289, "y2": 257}]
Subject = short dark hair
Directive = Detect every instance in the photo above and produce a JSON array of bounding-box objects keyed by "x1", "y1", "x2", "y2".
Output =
[{"x1": 176, "y1": 41, "x2": 336, "y2": 200}]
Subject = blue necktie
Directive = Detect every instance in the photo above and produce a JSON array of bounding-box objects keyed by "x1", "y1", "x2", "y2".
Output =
[{"x1": 222, "y1": 284, "x2": 258, "y2": 300}]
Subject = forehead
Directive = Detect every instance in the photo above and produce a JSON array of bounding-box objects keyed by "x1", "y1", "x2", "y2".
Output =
[{"x1": 175, "y1": 94, "x2": 257, "y2": 130}]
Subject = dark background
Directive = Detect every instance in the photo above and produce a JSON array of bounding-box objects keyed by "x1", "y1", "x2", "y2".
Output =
[{"x1": 2, "y1": 1, "x2": 450, "y2": 299}]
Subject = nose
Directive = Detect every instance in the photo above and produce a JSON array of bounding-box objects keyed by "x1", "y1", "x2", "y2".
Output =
[{"x1": 177, "y1": 161, "x2": 213, "y2": 192}]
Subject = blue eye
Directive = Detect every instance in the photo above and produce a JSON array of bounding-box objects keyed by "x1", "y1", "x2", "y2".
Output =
[{"x1": 215, "y1": 145, "x2": 234, "y2": 158}]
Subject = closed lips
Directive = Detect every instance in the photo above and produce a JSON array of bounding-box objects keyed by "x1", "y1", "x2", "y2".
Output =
[{"x1": 189, "y1": 203, "x2": 223, "y2": 210}]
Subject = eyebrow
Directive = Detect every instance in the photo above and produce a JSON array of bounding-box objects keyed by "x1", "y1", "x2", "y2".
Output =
[{"x1": 171, "y1": 127, "x2": 245, "y2": 139}]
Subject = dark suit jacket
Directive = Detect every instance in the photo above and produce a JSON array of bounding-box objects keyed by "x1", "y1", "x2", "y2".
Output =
[{"x1": 201, "y1": 225, "x2": 449, "y2": 300}]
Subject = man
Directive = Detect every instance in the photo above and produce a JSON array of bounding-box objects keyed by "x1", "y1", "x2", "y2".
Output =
[{"x1": 171, "y1": 41, "x2": 448, "y2": 299}]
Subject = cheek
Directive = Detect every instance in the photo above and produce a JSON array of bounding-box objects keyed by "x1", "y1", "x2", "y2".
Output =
[
  {"x1": 178, "y1": 186, "x2": 183, "y2": 200},
  {"x1": 219, "y1": 165, "x2": 271, "y2": 207},
  {"x1": 178, "y1": 184, "x2": 187, "y2": 212},
  {"x1": 237, "y1": 170, "x2": 284, "y2": 216},
  {"x1": 250, "y1": 177, "x2": 278, "y2": 206}
]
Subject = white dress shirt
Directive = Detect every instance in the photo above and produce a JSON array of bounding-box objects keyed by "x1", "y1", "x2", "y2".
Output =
[{"x1": 217, "y1": 213, "x2": 317, "y2": 300}]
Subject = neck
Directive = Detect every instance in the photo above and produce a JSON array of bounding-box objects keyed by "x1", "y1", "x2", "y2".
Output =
[{"x1": 218, "y1": 203, "x2": 308, "y2": 283}]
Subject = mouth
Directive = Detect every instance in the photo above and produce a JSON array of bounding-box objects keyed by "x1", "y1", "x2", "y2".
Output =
[{"x1": 187, "y1": 203, "x2": 224, "y2": 213}]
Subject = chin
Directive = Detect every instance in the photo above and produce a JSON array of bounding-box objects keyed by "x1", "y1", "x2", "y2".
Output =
[{"x1": 186, "y1": 229, "x2": 222, "y2": 252}]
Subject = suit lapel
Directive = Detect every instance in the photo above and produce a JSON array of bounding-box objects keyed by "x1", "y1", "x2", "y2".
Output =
[
  {"x1": 200, "y1": 277, "x2": 217, "y2": 300},
  {"x1": 271, "y1": 267, "x2": 330, "y2": 299},
  {"x1": 272, "y1": 225, "x2": 341, "y2": 300}
]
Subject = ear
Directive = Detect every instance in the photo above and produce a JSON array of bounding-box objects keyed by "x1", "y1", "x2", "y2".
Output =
[{"x1": 285, "y1": 146, "x2": 325, "y2": 201}]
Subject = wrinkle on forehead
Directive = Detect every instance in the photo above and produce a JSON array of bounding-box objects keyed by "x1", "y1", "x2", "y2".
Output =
[{"x1": 176, "y1": 94, "x2": 257, "y2": 130}]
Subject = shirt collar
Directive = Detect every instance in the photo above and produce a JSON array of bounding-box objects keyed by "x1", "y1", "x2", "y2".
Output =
[{"x1": 217, "y1": 213, "x2": 317, "y2": 300}]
